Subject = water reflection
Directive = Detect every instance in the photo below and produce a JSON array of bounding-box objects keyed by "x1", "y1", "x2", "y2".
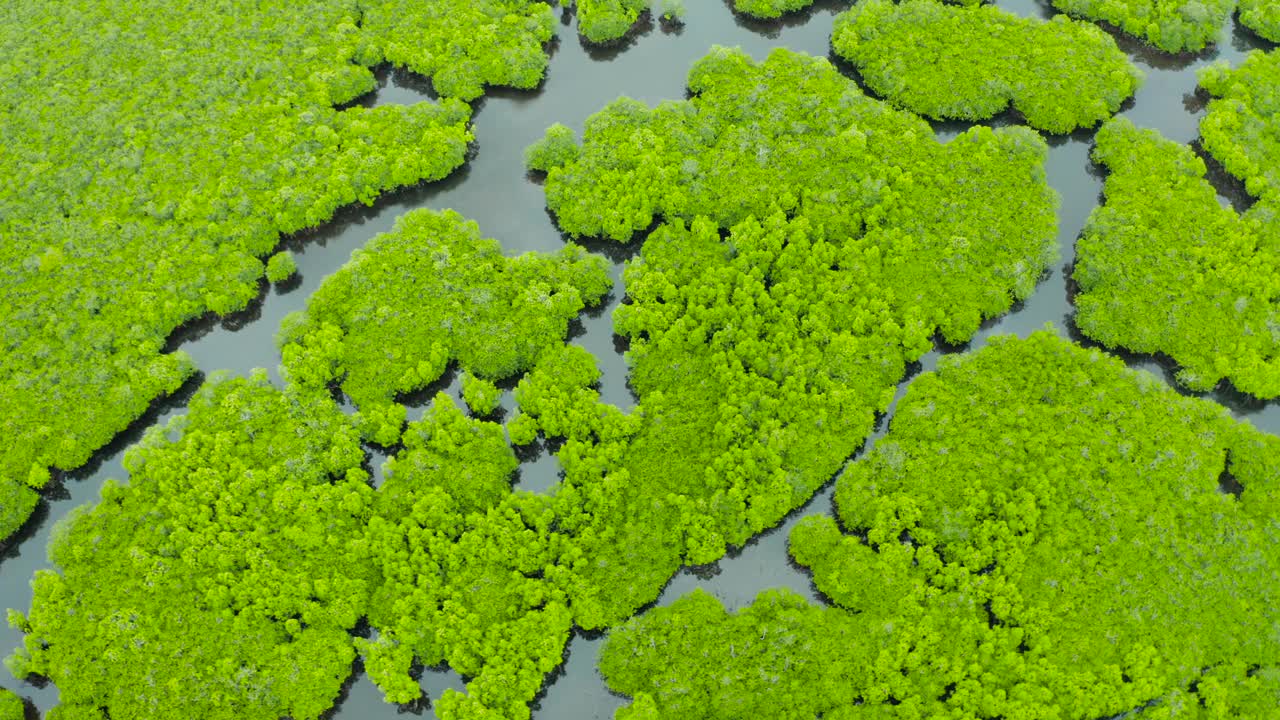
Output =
[
  {"x1": 530, "y1": 633, "x2": 624, "y2": 720},
  {"x1": 513, "y1": 437, "x2": 565, "y2": 495},
  {"x1": 655, "y1": 485, "x2": 834, "y2": 613}
]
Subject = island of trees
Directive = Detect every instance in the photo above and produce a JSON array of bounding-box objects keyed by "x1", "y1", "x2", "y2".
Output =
[
  {"x1": 1074, "y1": 51, "x2": 1280, "y2": 397},
  {"x1": 832, "y1": 0, "x2": 1142, "y2": 133},
  {"x1": 3, "y1": 0, "x2": 1280, "y2": 719},
  {"x1": 601, "y1": 332, "x2": 1280, "y2": 717}
]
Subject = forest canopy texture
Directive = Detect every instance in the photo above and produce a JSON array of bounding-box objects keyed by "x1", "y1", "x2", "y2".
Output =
[
  {"x1": 0, "y1": 0, "x2": 671, "y2": 546},
  {"x1": 0, "y1": 0, "x2": 509, "y2": 543},
  {"x1": 6, "y1": 45, "x2": 1071, "y2": 720},
  {"x1": 832, "y1": 0, "x2": 1142, "y2": 134},
  {"x1": 602, "y1": 333, "x2": 1280, "y2": 719},
  {"x1": 5, "y1": 1, "x2": 1280, "y2": 719},
  {"x1": 277, "y1": 208, "x2": 611, "y2": 445},
  {"x1": 1073, "y1": 49, "x2": 1280, "y2": 397}
]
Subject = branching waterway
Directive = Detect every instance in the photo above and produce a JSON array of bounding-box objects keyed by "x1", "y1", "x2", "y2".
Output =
[{"x1": 1, "y1": 1, "x2": 1276, "y2": 718}]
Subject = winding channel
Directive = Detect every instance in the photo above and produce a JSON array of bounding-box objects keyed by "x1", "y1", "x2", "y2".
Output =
[{"x1": 1, "y1": 2, "x2": 1276, "y2": 718}]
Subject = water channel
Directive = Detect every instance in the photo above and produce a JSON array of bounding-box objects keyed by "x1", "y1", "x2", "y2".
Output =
[{"x1": 1, "y1": 1, "x2": 1277, "y2": 717}]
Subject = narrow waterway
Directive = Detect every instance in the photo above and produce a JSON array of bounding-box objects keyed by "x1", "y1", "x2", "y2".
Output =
[{"x1": 1, "y1": 1, "x2": 1276, "y2": 717}]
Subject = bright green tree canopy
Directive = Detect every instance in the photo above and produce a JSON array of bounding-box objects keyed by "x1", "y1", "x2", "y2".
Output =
[
  {"x1": 1074, "y1": 118, "x2": 1280, "y2": 397},
  {"x1": 8, "y1": 373, "x2": 377, "y2": 720},
  {"x1": 278, "y1": 208, "x2": 610, "y2": 444},
  {"x1": 833, "y1": 0, "x2": 1142, "y2": 134},
  {"x1": 603, "y1": 332, "x2": 1280, "y2": 718}
]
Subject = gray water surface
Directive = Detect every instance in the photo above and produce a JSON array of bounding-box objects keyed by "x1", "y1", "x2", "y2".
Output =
[{"x1": 2, "y1": 2, "x2": 1277, "y2": 717}]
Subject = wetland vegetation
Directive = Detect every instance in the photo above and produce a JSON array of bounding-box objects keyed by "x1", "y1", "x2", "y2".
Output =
[
  {"x1": 1073, "y1": 48, "x2": 1280, "y2": 399},
  {"x1": 603, "y1": 335, "x2": 1280, "y2": 718},
  {"x1": 3, "y1": 1, "x2": 1280, "y2": 719},
  {"x1": 832, "y1": 0, "x2": 1143, "y2": 133}
]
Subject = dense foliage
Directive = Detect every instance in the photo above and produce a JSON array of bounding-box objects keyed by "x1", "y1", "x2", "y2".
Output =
[
  {"x1": 461, "y1": 373, "x2": 504, "y2": 415},
  {"x1": 733, "y1": 0, "x2": 819, "y2": 19},
  {"x1": 602, "y1": 332, "x2": 1280, "y2": 718},
  {"x1": 535, "y1": 47, "x2": 1058, "y2": 272},
  {"x1": 278, "y1": 209, "x2": 610, "y2": 445},
  {"x1": 602, "y1": 589, "x2": 870, "y2": 720},
  {"x1": 1199, "y1": 51, "x2": 1280, "y2": 207},
  {"x1": 12, "y1": 7, "x2": 1276, "y2": 720},
  {"x1": 1073, "y1": 118, "x2": 1280, "y2": 396},
  {"x1": 560, "y1": 0, "x2": 651, "y2": 42},
  {"x1": 0, "y1": 689, "x2": 20, "y2": 720},
  {"x1": 0, "y1": 0, "x2": 694, "y2": 545},
  {"x1": 608, "y1": 207, "x2": 1056, "y2": 563},
  {"x1": 346, "y1": 49, "x2": 1060, "y2": 714},
  {"x1": 1049, "y1": 0, "x2": 1235, "y2": 52},
  {"x1": 6, "y1": 374, "x2": 377, "y2": 720},
  {"x1": 0, "y1": 483, "x2": 38, "y2": 549},
  {"x1": 529, "y1": 44, "x2": 1058, "y2": 548},
  {"x1": 1, "y1": 0, "x2": 557, "y2": 544},
  {"x1": 265, "y1": 251, "x2": 299, "y2": 284},
  {"x1": 1239, "y1": 0, "x2": 1280, "y2": 40},
  {"x1": 361, "y1": 394, "x2": 572, "y2": 719},
  {"x1": 832, "y1": 0, "x2": 1142, "y2": 133},
  {"x1": 359, "y1": 0, "x2": 554, "y2": 100}
]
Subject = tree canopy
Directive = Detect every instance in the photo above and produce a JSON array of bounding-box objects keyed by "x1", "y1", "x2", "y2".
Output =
[
  {"x1": 732, "y1": 0, "x2": 822, "y2": 19},
  {"x1": 342, "y1": 43, "x2": 1062, "y2": 707},
  {"x1": 265, "y1": 251, "x2": 299, "y2": 284},
  {"x1": 0, "y1": 689, "x2": 21, "y2": 720},
  {"x1": 11, "y1": 15, "x2": 1279, "y2": 720},
  {"x1": 0, "y1": 0, "x2": 681, "y2": 546},
  {"x1": 832, "y1": 0, "x2": 1143, "y2": 134},
  {"x1": 6, "y1": 373, "x2": 378, "y2": 720},
  {"x1": 360, "y1": 393, "x2": 572, "y2": 719},
  {"x1": 535, "y1": 46, "x2": 1058, "y2": 262},
  {"x1": 277, "y1": 208, "x2": 610, "y2": 445},
  {"x1": 360, "y1": 0, "x2": 555, "y2": 100},
  {"x1": 1239, "y1": 0, "x2": 1280, "y2": 40},
  {"x1": 1, "y1": 0, "x2": 561, "y2": 544},
  {"x1": 560, "y1": 0, "x2": 652, "y2": 43},
  {"x1": 1199, "y1": 50, "x2": 1280, "y2": 208},
  {"x1": 602, "y1": 332, "x2": 1280, "y2": 718},
  {"x1": 1073, "y1": 117, "x2": 1280, "y2": 396},
  {"x1": 1049, "y1": 0, "x2": 1236, "y2": 52}
]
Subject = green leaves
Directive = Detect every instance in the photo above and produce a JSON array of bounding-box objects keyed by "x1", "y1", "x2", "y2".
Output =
[
  {"x1": 561, "y1": 0, "x2": 651, "y2": 43},
  {"x1": 529, "y1": 49, "x2": 1058, "y2": 573},
  {"x1": 1239, "y1": 0, "x2": 1280, "y2": 40},
  {"x1": 344, "y1": 50, "x2": 1057, "y2": 717},
  {"x1": 524, "y1": 123, "x2": 581, "y2": 173},
  {"x1": 0, "y1": 0, "x2": 494, "y2": 543},
  {"x1": 462, "y1": 374, "x2": 504, "y2": 416},
  {"x1": 265, "y1": 251, "x2": 298, "y2": 283},
  {"x1": 1050, "y1": 0, "x2": 1236, "y2": 51},
  {"x1": 1200, "y1": 51, "x2": 1280, "y2": 207},
  {"x1": 732, "y1": 0, "x2": 817, "y2": 19},
  {"x1": 362, "y1": 0, "x2": 557, "y2": 100},
  {"x1": 0, "y1": 689, "x2": 22, "y2": 720},
  {"x1": 606, "y1": 333, "x2": 1280, "y2": 718},
  {"x1": 8, "y1": 373, "x2": 377, "y2": 720},
  {"x1": 601, "y1": 589, "x2": 872, "y2": 719},
  {"x1": 0, "y1": 482, "x2": 39, "y2": 543},
  {"x1": 278, "y1": 209, "x2": 610, "y2": 444},
  {"x1": 833, "y1": 0, "x2": 1143, "y2": 134},
  {"x1": 363, "y1": 392, "x2": 570, "y2": 715},
  {"x1": 1074, "y1": 117, "x2": 1280, "y2": 397},
  {"x1": 496, "y1": 44, "x2": 1056, "y2": 663},
  {"x1": 541, "y1": 48, "x2": 1059, "y2": 273}
]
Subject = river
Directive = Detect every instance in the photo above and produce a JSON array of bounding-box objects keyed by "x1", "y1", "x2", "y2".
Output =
[{"x1": 1, "y1": 1, "x2": 1275, "y2": 718}]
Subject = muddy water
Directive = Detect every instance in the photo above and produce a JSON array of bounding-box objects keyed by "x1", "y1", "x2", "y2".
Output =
[{"x1": 1, "y1": 1, "x2": 1276, "y2": 717}]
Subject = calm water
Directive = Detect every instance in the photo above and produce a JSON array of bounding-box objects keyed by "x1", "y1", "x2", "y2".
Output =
[{"x1": 1, "y1": 1, "x2": 1276, "y2": 717}]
